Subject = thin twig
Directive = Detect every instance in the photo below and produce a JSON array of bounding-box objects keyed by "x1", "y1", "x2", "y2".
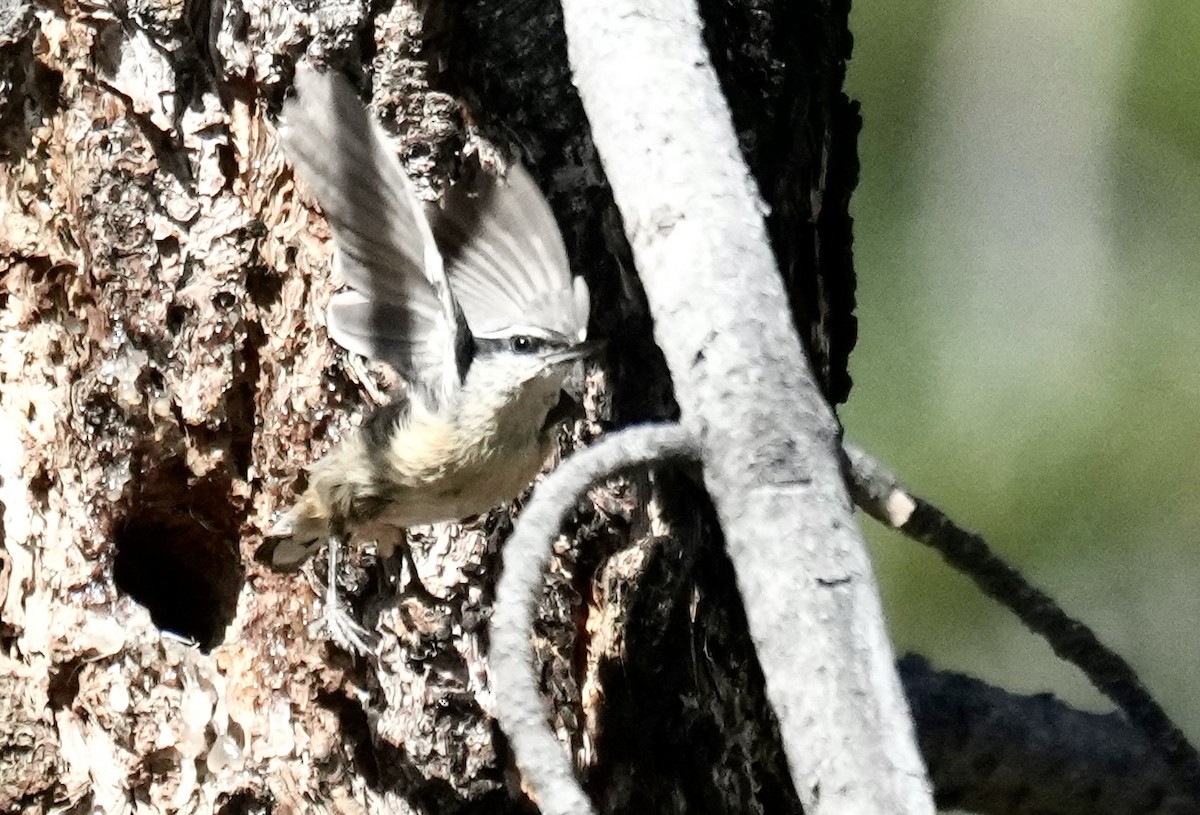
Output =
[
  {"x1": 490, "y1": 423, "x2": 700, "y2": 815},
  {"x1": 844, "y1": 442, "x2": 1200, "y2": 805}
]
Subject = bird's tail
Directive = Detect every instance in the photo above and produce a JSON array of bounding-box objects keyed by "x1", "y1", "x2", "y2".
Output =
[{"x1": 254, "y1": 497, "x2": 330, "y2": 572}]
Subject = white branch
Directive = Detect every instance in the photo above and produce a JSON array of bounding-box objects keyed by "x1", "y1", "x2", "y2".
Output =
[
  {"x1": 490, "y1": 423, "x2": 701, "y2": 815},
  {"x1": 558, "y1": 1, "x2": 935, "y2": 812}
]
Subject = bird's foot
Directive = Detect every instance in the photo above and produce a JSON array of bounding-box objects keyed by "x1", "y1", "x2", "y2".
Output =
[
  {"x1": 380, "y1": 535, "x2": 445, "y2": 605},
  {"x1": 315, "y1": 531, "x2": 380, "y2": 656},
  {"x1": 315, "y1": 603, "x2": 380, "y2": 656}
]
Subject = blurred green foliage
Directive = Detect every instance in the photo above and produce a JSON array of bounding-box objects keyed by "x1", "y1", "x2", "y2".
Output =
[{"x1": 845, "y1": 0, "x2": 1200, "y2": 738}]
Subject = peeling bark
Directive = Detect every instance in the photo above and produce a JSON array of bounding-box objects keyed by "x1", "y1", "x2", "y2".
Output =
[
  {"x1": 2, "y1": 1, "x2": 1185, "y2": 814},
  {"x1": 0, "y1": 0, "x2": 855, "y2": 812}
]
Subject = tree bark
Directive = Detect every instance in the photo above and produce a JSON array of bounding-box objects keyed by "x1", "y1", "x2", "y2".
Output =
[
  {"x1": 0, "y1": 0, "x2": 845, "y2": 807},
  {"x1": 553, "y1": 0, "x2": 930, "y2": 811},
  {"x1": 6, "y1": 2, "x2": 1165, "y2": 815}
]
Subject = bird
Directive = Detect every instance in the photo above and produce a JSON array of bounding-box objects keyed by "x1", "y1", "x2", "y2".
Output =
[{"x1": 257, "y1": 66, "x2": 596, "y2": 652}]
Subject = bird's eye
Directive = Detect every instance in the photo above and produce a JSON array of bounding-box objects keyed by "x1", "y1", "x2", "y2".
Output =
[{"x1": 511, "y1": 335, "x2": 539, "y2": 354}]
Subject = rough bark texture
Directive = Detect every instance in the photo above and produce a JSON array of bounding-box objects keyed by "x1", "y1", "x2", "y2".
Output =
[
  {"x1": 448, "y1": 1, "x2": 864, "y2": 812},
  {"x1": 557, "y1": 0, "x2": 929, "y2": 811},
  {"x1": 1, "y1": 1, "x2": 1186, "y2": 814},
  {"x1": 0, "y1": 0, "x2": 858, "y2": 813}
]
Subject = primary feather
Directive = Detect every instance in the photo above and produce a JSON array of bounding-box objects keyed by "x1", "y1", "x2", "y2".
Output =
[
  {"x1": 434, "y1": 165, "x2": 589, "y2": 342},
  {"x1": 263, "y1": 68, "x2": 597, "y2": 651},
  {"x1": 280, "y1": 67, "x2": 590, "y2": 394},
  {"x1": 280, "y1": 66, "x2": 471, "y2": 404}
]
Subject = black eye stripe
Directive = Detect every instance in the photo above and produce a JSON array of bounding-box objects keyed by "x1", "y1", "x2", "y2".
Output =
[{"x1": 474, "y1": 334, "x2": 568, "y2": 356}]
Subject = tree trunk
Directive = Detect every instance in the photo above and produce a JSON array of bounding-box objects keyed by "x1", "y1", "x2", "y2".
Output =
[{"x1": 0, "y1": 0, "x2": 856, "y2": 812}]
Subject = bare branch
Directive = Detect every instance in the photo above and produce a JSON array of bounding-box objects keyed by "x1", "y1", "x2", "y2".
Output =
[
  {"x1": 558, "y1": 1, "x2": 934, "y2": 812},
  {"x1": 845, "y1": 443, "x2": 1200, "y2": 805},
  {"x1": 490, "y1": 423, "x2": 700, "y2": 815}
]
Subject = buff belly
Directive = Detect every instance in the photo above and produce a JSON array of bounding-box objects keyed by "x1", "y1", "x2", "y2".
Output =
[{"x1": 371, "y1": 411, "x2": 552, "y2": 527}]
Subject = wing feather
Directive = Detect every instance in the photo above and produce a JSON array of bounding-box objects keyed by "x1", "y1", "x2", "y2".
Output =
[
  {"x1": 435, "y1": 163, "x2": 590, "y2": 341},
  {"x1": 280, "y1": 67, "x2": 471, "y2": 401}
]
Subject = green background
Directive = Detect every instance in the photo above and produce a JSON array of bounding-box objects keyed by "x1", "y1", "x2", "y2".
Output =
[{"x1": 846, "y1": 0, "x2": 1200, "y2": 738}]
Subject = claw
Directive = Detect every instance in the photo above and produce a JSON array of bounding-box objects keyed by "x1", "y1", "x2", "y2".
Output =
[
  {"x1": 402, "y1": 536, "x2": 444, "y2": 603},
  {"x1": 317, "y1": 605, "x2": 380, "y2": 655},
  {"x1": 317, "y1": 531, "x2": 380, "y2": 656},
  {"x1": 379, "y1": 532, "x2": 444, "y2": 604}
]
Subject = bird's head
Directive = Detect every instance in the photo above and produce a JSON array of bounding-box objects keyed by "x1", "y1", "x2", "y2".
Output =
[{"x1": 468, "y1": 328, "x2": 601, "y2": 403}]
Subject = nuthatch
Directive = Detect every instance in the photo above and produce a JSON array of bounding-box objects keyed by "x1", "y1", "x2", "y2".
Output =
[{"x1": 257, "y1": 67, "x2": 596, "y2": 650}]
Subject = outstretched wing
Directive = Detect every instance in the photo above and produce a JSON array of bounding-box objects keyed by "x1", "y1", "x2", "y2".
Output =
[
  {"x1": 279, "y1": 66, "x2": 472, "y2": 403},
  {"x1": 434, "y1": 163, "x2": 590, "y2": 344}
]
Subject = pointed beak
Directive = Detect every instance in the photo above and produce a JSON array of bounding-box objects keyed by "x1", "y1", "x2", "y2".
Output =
[{"x1": 543, "y1": 339, "x2": 606, "y2": 366}]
